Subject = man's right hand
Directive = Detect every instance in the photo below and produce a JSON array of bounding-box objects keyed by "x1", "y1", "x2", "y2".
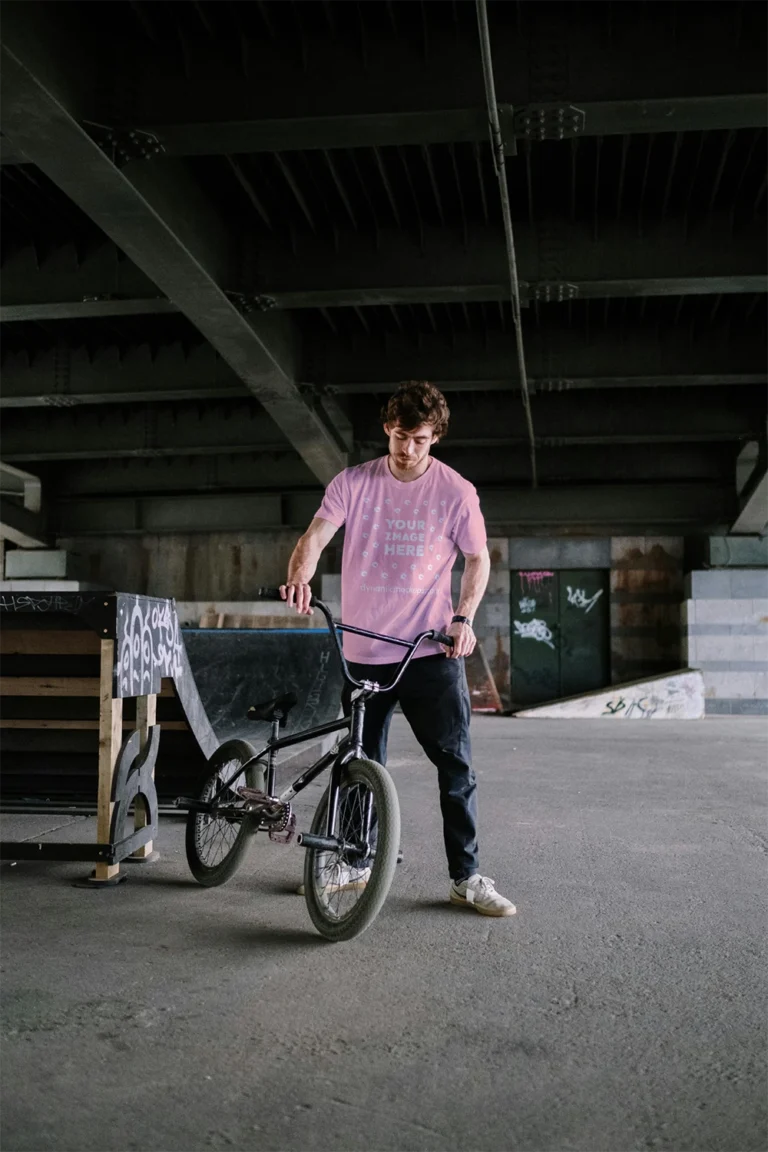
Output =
[{"x1": 280, "y1": 583, "x2": 314, "y2": 615}]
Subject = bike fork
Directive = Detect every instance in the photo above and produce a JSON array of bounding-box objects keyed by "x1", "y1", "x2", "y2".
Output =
[{"x1": 325, "y1": 755, "x2": 342, "y2": 839}]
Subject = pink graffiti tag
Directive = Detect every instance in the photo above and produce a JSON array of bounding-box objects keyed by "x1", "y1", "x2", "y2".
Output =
[{"x1": 519, "y1": 571, "x2": 554, "y2": 594}]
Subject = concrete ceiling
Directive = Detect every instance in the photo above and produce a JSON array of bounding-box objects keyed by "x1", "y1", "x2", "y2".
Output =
[{"x1": 0, "y1": 0, "x2": 766, "y2": 538}]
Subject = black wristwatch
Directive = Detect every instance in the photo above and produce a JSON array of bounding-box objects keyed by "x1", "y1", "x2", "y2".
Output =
[{"x1": 452, "y1": 614, "x2": 473, "y2": 628}]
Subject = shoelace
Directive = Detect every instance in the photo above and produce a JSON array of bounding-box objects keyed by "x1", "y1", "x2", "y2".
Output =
[{"x1": 471, "y1": 876, "x2": 497, "y2": 897}]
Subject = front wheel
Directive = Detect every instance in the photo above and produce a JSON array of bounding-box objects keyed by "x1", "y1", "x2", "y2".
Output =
[
  {"x1": 185, "y1": 739, "x2": 262, "y2": 887},
  {"x1": 303, "y1": 758, "x2": 400, "y2": 942}
]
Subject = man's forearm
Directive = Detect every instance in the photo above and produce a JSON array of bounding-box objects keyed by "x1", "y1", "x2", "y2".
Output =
[
  {"x1": 282, "y1": 517, "x2": 340, "y2": 614},
  {"x1": 456, "y1": 549, "x2": 491, "y2": 622},
  {"x1": 287, "y1": 533, "x2": 323, "y2": 585}
]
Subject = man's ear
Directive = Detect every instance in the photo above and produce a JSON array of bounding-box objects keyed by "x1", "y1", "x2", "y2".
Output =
[
  {"x1": 431, "y1": 434, "x2": 440, "y2": 446},
  {"x1": 383, "y1": 423, "x2": 391, "y2": 436}
]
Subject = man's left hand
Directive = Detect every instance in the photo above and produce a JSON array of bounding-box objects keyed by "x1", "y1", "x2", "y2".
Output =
[{"x1": 443, "y1": 620, "x2": 476, "y2": 659}]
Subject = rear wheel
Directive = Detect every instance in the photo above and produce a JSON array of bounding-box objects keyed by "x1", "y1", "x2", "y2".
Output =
[
  {"x1": 303, "y1": 758, "x2": 400, "y2": 942},
  {"x1": 185, "y1": 739, "x2": 262, "y2": 886}
]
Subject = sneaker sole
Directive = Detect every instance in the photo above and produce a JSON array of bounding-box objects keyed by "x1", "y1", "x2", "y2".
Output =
[
  {"x1": 449, "y1": 892, "x2": 517, "y2": 917},
  {"x1": 296, "y1": 880, "x2": 368, "y2": 896}
]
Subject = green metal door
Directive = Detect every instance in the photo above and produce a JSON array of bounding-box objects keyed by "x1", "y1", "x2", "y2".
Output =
[{"x1": 511, "y1": 569, "x2": 609, "y2": 708}]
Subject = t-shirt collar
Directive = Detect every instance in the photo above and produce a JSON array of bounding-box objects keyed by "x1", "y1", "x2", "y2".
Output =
[{"x1": 382, "y1": 454, "x2": 435, "y2": 486}]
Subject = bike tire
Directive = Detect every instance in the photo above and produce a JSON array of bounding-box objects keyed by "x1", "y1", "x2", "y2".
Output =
[
  {"x1": 303, "y1": 758, "x2": 400, "y2": 943},
  {"x1": 185, "y1": 738, "x2": 262, "y2": 887}
]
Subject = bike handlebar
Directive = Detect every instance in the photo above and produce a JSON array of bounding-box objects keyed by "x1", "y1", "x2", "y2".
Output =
[{"x1": 254, "y1": 586, "x2": 454, "y2": 694}]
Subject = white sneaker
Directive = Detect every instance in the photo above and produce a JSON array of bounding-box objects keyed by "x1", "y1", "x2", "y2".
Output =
[
  {"x1": 450, "y1": 874, "x2": 516, "y2": 917},
  {"x1": 296, "y1": 864, "x2": 371, "y2": 897}
]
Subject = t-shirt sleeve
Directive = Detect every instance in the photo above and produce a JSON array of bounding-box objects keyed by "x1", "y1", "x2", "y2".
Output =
[
  {"x1": 315, "y1": 470, "x2": 347, "y2": 528},
  {"x1": 453, "y1": 488, "x2": 487, "y2": 555}
]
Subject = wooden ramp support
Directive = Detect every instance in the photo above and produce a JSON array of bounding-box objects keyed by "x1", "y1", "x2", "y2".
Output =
[
  {"x1": 96, "y1": 638, "x2": 123, "y2": 882},
  {"x1": 0, "y1": 592, "x2": 217, "y2": 884}
]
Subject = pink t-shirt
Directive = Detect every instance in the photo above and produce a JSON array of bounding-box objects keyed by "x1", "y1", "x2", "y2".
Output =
[{"x1": 316, "y1": 456, "x2": 487, "y2": 663}]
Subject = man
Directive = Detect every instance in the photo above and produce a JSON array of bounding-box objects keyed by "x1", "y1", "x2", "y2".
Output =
[{"x1": 281, "y1": 380, "x2": 515, "y2": 917}]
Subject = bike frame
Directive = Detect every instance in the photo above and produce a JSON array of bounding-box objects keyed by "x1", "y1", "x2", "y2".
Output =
[{"x1": 191, "y1": 597, "x2": 452, "y2": 847}]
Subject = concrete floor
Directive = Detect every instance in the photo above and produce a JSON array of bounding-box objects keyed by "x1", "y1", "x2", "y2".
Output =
[{"x1": 1, "y1": 716, "x2": 766, "y2": 1152}]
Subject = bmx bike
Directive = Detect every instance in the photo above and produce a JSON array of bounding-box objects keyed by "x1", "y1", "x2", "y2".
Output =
[{"x1": 177, "y1": 588, "x2": 454, "y2": 942}]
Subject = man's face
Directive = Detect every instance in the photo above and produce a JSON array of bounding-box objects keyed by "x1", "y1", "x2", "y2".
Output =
[{"x1": 384, "y1": 421, "x2": 438, "y2": 472}]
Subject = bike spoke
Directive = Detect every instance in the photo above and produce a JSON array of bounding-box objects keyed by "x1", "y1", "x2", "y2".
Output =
[
  {"x1": 310, "y1": 778, "x2": 377, "y2": 922},
  {"x1": 194, "y1": 765, "x2": 246, "y2": 869}
]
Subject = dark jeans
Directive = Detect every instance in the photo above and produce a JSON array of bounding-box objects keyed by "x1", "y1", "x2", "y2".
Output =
[{"x1": 344, "y1": 654, "x2": 479, "y2": 882}]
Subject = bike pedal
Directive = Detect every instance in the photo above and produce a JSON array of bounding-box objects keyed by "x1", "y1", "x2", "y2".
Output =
[
  {"x1": 237, "y1": 786, "x2": 268, "y2": 802},
  {"x1": 269, "y1": 812, "x2": 297, "y2": 845}
]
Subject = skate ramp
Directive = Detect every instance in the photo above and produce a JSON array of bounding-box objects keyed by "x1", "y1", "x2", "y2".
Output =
[{"x1": 514, "y1": 669, "x2": 705, "y2": 719}]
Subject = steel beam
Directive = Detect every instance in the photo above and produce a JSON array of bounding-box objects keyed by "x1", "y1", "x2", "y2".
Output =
[
  {"x1": 40, "y1": 441, "x2": 735, "y2": 499},
  {"x1": 2, "y1": 348, "x2": 764, "y2": 409},
  {"x1": 0, "y1": 299, "x2": 179, "y2": 322},
  {"x1": 51, "y1": 483, "x2": 734, "y2": 536},
  {"x1": 242, "y1": 219, "x2": 767, "y2": 309},
  {"x1": 0, "y1": 499, "x2": 48, "y2": 548},
  {"x1": 331, "y1": 375, "x2": 768, "y2": 395},
  {"x1": 0, "y1": 345, "x2": 246, "y2": 407},
  {"x1": 6, "y1": 218, "x2": 768, "y2": 315},
  {"x1": 314, "y1": 327, "x2": 767, "y2": 388},
  {"x1": 0, "y1": 243, "x2": 160, "y2": 307},
  {"x1": 53, "y1": 490, "x2": 334, "y2": 536},
  {"x1": 3, "y1": 220, "x2": 764, "y2": 319},
  {"x1": 15, "y1": 94, "x2": 753, "y2": 161},
  {"x1": 731, "y1": 439, "x2": 768, "y2": 534},
  {"x1": 41, "y1": 453, "x2": 317, "y2": 496},
  {"x1": 0, "y1": 401, "x2": 289, "y2": 462},
  {"x1": 433, "y1": 444, "x2": 736, "y2": 486},
  {"x1": 0, "y1": 462, "x2": 41, "y2": 513},
  {"x1": 255, "y1": 277, "x2": 766, "y2": 311},
  {"x1": 3, "y1": 388, "x2": 762, "y2": 462},
  {"x1": 61, "y1": 8, "x2": 766, "y2": 150},
  {"x1": 477, "y1": 484, "x2": 734, "y2": 533},
  {"x1": 0, "y1": 134, "x2": 27, "y2": 165},
  {"x1": 349, "y1": 388, "x2": 765, "y2": 447},
  {"x1": 0, "y1": 16, "x2": 345, "y2": 484}
]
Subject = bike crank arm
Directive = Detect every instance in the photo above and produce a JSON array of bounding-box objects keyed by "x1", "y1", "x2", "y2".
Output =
[
  {"x1": 175, "y1": 796, "x2": 212, "y2": 813},
  {"x1": 175, "y1": 797, "x2": 253, "y2": 821},
  {"x1": 296, "y1": 832, "x2": 368, "y2": 855}
]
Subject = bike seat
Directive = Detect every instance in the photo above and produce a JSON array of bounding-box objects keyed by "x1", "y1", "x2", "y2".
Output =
[{"x1": 247, "y1": 691, "x2": 299, "y2": 726}]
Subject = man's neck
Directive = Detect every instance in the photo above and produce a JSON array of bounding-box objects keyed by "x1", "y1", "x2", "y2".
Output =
[{"x1": 386, "y1": 454, "x2": 433, "y2": 483}]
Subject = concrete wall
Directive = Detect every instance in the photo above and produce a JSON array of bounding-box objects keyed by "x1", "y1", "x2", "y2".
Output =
[
  {"x1": 455, "y1": 537, "x2": 511, "y2": 708},
  {"x1": 508, "y1": 537, "x2": 611, "y2": 570},
  {"x1": 683, "y1": 569, "x2": 768, "y2": 715},
  {"x1": 503, "y1": 535, "x2": 686, "y2": 695},
  {"x1": 56, "y1": 531, "x2": 340, "y2": 599},
  {"x1": 48, "y1": 530, "x2": 693, "y2": 713}
]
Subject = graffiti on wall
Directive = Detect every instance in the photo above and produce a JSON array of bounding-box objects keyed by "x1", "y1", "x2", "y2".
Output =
[
  {"x1": 601, "y1": 677, "x2": 696, "y2": 718},
  {"x1": 513, "y1": 618, "x2": 556, "y2": 650},
  {"x1": 519, "y1": 571, "x2": 554, "y2": 595},
  {"x1": 566, "y1": 586, "x2": 604, "y2": 614},
  {"x1": 515, "y1": 670, "x2": 705, "y2": 719},
  {"x1": 518, "y1": 597, "x2": 537, "y2": 614}
]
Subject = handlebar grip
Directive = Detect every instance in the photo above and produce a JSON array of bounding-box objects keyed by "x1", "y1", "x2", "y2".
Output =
[
  {"x1": 254, "y1": 586, "x2": 286, "y2": 602},
  {"x1": 255, "y1": 586, "x2": 316, "y2": 606},
  {"x1": 431, "y1": 630, "x2": 455, "y2": 648}
]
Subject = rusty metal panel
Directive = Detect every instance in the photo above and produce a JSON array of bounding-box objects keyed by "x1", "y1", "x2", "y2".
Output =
[{"x1": 610, "y1": 537, "x2": 684, "y2": 682}]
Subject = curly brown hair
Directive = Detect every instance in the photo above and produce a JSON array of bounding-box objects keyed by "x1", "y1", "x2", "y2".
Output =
[{"x1": 380, "y1": 381, "x2": 450, "y2": 439}]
